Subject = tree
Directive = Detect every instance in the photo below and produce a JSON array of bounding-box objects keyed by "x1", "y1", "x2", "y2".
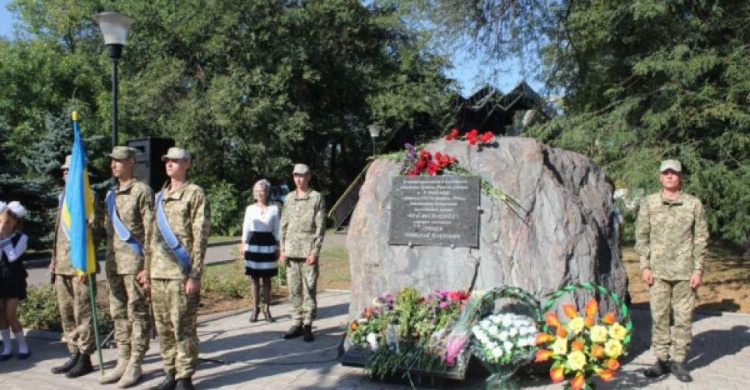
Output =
[
  {"x1": 412, "y1": 0, "x2": 749, "y2": 245},
  {"x1": 1, "y1": 0, "x2": 452, "y2": 243}
]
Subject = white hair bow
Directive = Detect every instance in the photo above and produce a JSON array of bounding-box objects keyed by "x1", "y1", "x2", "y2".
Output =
[{"x1": 6, "y1": 201, "x2": 26, "y2": 219}]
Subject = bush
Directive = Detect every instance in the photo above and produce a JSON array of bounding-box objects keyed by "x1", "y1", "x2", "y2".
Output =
[
  {"x1": 19, "y1": 283, "x2": 113, "y2": 336},
  {"x1": 202, "y1": 260, "x2": 252, "y2": 300},
  {"x1": 19, "y1": 286, "x2": 61, "y2": 331},
  {"x1": 208, "y1": 181, "x2": 242, "y2": 236},
  {"x1": 276, "y1": 262, "x2": 287, "y2": 287}
]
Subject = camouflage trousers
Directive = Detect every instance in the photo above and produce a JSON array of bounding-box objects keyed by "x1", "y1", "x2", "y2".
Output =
[
  {"x1": 151, "y1": 279, "x2": 200, "y2": 380},
  {"x1": 108, "y1": 272, "x2": 151, "y2": 361},
  {"x1": 55, "y1": 274, "x2": 96, "y2": 355},
  {"x1": 287, "y1": 258, "x2": 318, "y2": 326},
  {"x1": 650, "y1": 278, "x2": 696, "y2": 363}
]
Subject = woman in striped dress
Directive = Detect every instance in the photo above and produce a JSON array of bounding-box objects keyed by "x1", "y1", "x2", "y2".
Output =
[{"x1": 240, "y1": 179, "x2": 280, "y2": 322}]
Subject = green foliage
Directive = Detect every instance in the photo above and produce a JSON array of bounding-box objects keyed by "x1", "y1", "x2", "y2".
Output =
[
  {"x1": 276, "y1": 262, "x2": 287, "y2": 288},
  {"x1": 202, "y1": 260, "x2": 252, "y2": 300},
  {"x1": 207, "y1": 181, "x2": 241, "y2": 236},
  {"x1": 532, "y1": 0, "x2": 749, "y2": 245},
  {"x1": 18, "y1": 284, "x2": 113, "y2": 336},
  {"x1": 1, "y1": 0, "x2": 452, "y2": 249},
  {"x1": 413, "y1": 0, "x2": 749, "y2": 245},
  {"x1": 18, "y1": 286, "x2": 61, "y2": 331}
]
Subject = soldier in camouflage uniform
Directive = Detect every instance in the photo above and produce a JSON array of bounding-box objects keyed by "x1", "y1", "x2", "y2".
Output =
[
  {"x1": 636, "y1": 159, "x2": 709, "y2": 383},
  {"x1": 100, "y1": 146, "x2": 154, "y2": 388},
  {"x1": 279, "y1": 163, "x2": 326, "y2": 342},
  {"x1": 50, "y1": 155, "x2": 102, "y2": 378},
  {"x1": 144, "y1": 147, "x2": 209, "y2": 390}
]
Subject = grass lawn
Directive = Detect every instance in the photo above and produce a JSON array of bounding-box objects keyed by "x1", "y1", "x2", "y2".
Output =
[
  {"x1": 199, "y1": 244, "x2": 351, "y2": 315},
  {"x1": 209, "y1": 235, "x2": 240, "y2": 243},
  {"x1": 199, "y1": 240, "x2": 749, "y2": 315}
]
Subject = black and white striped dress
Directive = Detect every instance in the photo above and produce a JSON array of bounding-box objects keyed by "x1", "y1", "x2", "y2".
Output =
[{"x1": 241, "y1": 204, "x2": 280, "y2": 278}]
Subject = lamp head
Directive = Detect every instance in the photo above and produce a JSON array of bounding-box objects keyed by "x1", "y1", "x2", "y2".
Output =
[
  {"x1": 93, "y1": 12, "x2": 133, "y2": 58},
  {"x1": 368, "y1": 124, "x2": 382, "y2": 139}
]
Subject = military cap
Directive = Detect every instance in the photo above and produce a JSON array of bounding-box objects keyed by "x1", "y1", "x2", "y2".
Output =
[
  {"x1": 292, "y1": 163, "x2": 310, "y2": 175},
  {"x1": 108, "y1": 146, "x2": 137, "y2": 160},
  {"x1": 161, "y1": 147, "x2": 191, "y2": 162},
  {"x1": 659, "y1": 159, "x2": 682, "y2": 173}
]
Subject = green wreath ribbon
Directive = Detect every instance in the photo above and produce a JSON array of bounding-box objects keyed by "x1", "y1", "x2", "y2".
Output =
[{"x1": 540, "y1": 282, "x2": 633, "y2": 352}]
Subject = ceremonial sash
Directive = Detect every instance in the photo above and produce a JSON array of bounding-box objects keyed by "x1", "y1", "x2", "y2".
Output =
[
  {"x1": 106, "y1": 190, "x2": 144, "y2": 258},
  {"x1": 155, "y1": 191, "x2": 191, "y2": 274},
  {"x1": 58, "y1": 193, "x2": 71, "y2": 241}
]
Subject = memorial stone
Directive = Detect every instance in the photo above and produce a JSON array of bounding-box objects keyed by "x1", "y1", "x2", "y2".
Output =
[
  {"x1": 347, "y1": 137, "x2": 628, "y2": 319},
  {"x1": 389, "y1": 176, "x2": 480, "y2": 247}
]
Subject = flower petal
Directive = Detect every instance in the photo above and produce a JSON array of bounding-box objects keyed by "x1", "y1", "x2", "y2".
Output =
[
  {"x1": 585, "y1": 298, "x2": 598, "y2": 317},
  {"x1": 550, "y1": 365, "x2": 565, "y2": 383},
  {"x1": 545, "y1": 312, "x2": 561, "y2": 327},
  {"x1": 563, "y1": 304, "x2": 579, "y2": 319},
  {"x1": 571, "y1": 371, "x2": 586, "y2": 390}
]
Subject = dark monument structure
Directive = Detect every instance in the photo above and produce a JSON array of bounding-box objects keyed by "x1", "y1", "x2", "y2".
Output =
[
  {"x1": 329, "y1": 82, "x2": 546, "y2": 231},
  {"x1": 126, "y1": 137, "x2": 174, "y2": 191}
]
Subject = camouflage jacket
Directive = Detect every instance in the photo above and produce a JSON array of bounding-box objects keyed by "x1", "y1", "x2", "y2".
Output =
[
  {"x1": 52, "y1": 190, "x2": 105, "y2": 276},
  {"x1": 279, "y1": 189, "x2": 326, "y2": 259},
  {"x1": 105, "y1": 179, "x2": 155, "y2": 275},
  {"x1": 148, "y1": 181, "x2": 210, "y2": 280},
  {"x1": 635, "y1": 192, "x2": 709, "y2": 280}
]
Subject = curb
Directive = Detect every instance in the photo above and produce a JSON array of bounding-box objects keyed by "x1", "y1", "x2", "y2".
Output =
[{"x1": 23, "y1": 241, "x2": 238, "y2": 270}]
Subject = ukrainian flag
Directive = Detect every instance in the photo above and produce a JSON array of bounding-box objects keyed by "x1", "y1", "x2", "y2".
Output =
[{"x1": 62, "y1": 111, "x2": 97, "y2": 274}]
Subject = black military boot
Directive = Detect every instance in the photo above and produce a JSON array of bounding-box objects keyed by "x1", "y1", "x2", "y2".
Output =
[
  {"x1": 51, "y1": 352, "x2": 80, "y2": 374},
  {"x1": 175, "y1": 377, "x2": 195, "y2": 390},
  {"x1": 282, "y1": 324, "x2": 304, "y2": 339},
  {"x1": 671, "y1": 361, "x2": 693, "y2": 382},
  {"x1": 643, "y1": 358, "x2": 670, "y2": 378},
  {"x1": 65, "y1": 353, "x2": 93, "y2": 378},
  {"x1": 302, "y1": 325, "x2": 314, "y2": 342},
  {"x1": 150, "y1": 373, "x2": 177, "y2": 390}
]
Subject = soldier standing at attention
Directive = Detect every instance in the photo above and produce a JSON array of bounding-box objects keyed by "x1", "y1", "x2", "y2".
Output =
[
  {"x1": 50, "y1": 155, "x2": 104, "y2": 378},
  {"x1": 279, "y1": 164, "x2": 326, "y2": 342},
  {"x1": 100, "y1": 146, "x2": 154, "y2": 388},
  {"x1": 143, "y1": 147, "x2": 209, "y2": 390},
  {"x1": 636, "y1": 159, "x2": 709, "y2": 383}
]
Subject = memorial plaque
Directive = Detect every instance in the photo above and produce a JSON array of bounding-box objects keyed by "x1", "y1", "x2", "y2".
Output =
[{"x1": 389, "y1": 176, "x2": 480, "y2": 247}]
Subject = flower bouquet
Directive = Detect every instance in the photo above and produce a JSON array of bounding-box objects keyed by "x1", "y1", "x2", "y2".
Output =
[
  {"x1": 346, "y1": 287, "x2": 471, "y2": 381},
  {"x1": 471, "y1": 313, "x2": 539, "y2": 389},
  {"x1": 380, "y1": 131, "x2": 524, "y2": 218},
  {"x1": 534, "y1": 283, "x2": 633, "y2": 390},
  {"x1": 441, "y1": 286, "x2": 543, "y2": 390}
]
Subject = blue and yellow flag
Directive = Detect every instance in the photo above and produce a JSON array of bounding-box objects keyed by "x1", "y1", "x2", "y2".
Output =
[{"x1": 62, "y1": 111, "x2": 97, "y2": 274}]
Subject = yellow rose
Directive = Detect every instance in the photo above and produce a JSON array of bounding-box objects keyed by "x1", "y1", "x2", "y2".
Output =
[
  {"x1": 590, "y1": 325, "x2": 608, "y2": 343},
  {"x1": 604, "y1": 339, "x2": 623, "y2": 358},
  {"x1": 568, "y1": 317, "x2": 585, "y2": 334},
  {"x1": 552, "y1": 337, "x2": 568, "y2": 356},
  {"x1": 609, "y1": 323, "x2": 628, "y2": 341},
  {"x1": 567, "y1": 350, "x2": 587, "y2": 371}
]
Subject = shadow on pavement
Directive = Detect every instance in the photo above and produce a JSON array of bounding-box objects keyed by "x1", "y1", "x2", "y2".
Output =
[{"x1": 688, "y1": 325, "x2": 750, "y2": 370}]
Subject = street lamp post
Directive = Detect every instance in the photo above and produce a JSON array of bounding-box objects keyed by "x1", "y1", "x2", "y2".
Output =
[
  {"x1": 93, "y1": 12, "x2": 134, "y2": 148},
  {"x1": 367, "y1": 124, "x2": 381, "y2": 156}
]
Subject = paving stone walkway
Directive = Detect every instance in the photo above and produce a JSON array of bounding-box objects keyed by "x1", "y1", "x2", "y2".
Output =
[{"x1": 1, "y1": 290, "x2": 749, "y2": 389}]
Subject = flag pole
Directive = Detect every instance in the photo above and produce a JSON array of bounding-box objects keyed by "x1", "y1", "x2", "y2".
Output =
[
  {"x1": 88, "y1": 272, "x2": 104, "y2": 375},
  {"x1": 72, "y1": 111, "x2": 105, "y2": 375}
]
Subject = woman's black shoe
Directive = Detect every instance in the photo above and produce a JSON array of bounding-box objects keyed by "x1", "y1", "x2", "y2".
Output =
[{"x1": 263, "y1": 306, "x2": 275, "y2": 323}]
